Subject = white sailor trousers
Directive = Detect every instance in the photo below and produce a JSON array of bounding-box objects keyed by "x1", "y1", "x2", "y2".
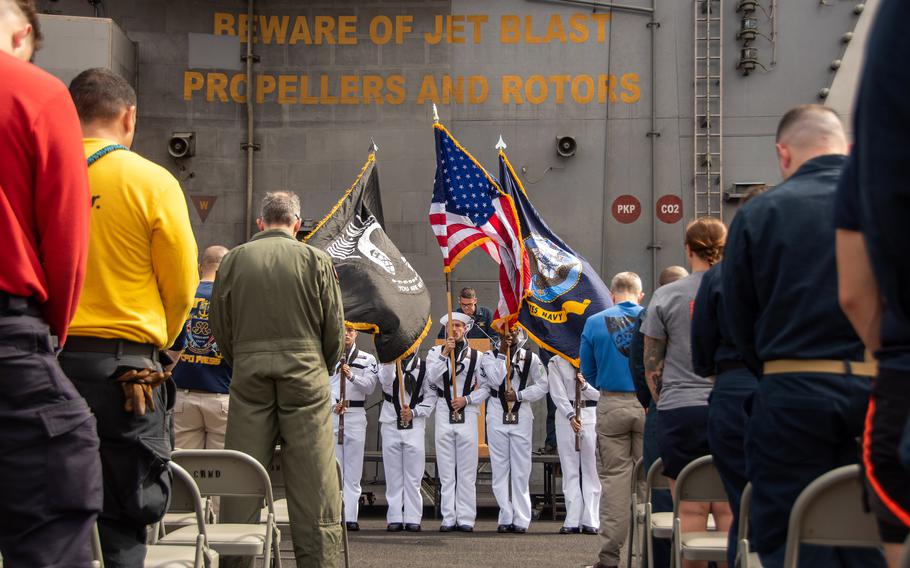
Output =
[
  {"x1": 333, "y1": 409, "x2": 367, "y2": 523},
  {"x1": 434, "y1": 408, "x2": 479, "y2": 527},
  {"x1": 381, "y1": 420, "x2": 427, "y2": 524},
  {"x1": 485, "y1": 399, "x2": 534, "y2": 528},
  {"x1": 555, "y1": 407, "x2": 600, "y2": 529}
]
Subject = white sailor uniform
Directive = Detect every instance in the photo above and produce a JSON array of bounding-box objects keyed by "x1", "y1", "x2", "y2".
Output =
[
  {"x1": 548, "y1": 355, "x2": 601, "y2": 530},
  {"x1": 425, "y1": 342, "x2": 490, "y2": 528},
  {"x1": 480, "y1": 347, "x2": 548, "y2": 530},
  {"x1": 331, "y1": 345, "x2": 378, "y2": 524},
  {"x1": 378, "y1": 355, "x2": 437, "y2": 526}
]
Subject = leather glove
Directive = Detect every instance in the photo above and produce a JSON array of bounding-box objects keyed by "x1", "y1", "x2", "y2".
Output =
[{"x1": 115, "y1": 368, "x2": 171, "y2": 416}]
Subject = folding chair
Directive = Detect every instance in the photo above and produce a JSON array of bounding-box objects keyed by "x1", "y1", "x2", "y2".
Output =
[
  {"x1": 672, "y1": 455, "x2": 728, "y2": 568},
  {"x1": 145, "y1": 462, "x2": 218, "y2": 568},
  {"x1": 627, "y1": 457, "x2": 646, "y2": 568},
  {"x1": 735, "y1": 483, "x2": 762, "y2": 568},
  {"x1": 162, "y1": 450, "x2": 282, "y2": 568},
  {"x1": 782, "y1": 464, "x2": 881, "y2": 567},
  {"x1": 91, "y1": 522, "x2": 103, "y2": 568},
  {"x1": 645, "y1": 458, "x2": 674, "y2": 568}
]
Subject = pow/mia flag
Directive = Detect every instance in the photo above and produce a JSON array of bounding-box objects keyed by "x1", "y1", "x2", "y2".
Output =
[
  {"x1": 498, "y1": 149, "x2": 613, "y2": 365},
  {"x1": 305, "y1": 151, "x2": 432, "y2": 363}
]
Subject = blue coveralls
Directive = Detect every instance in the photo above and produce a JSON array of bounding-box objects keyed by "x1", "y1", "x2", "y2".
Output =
[
  {"x1": 722, "y1": 154, "x2": 885, "y2": 568},
  {"x1": 691, "y1": 262, "x2": 758, "y2": 566},
  {"x1": 839, "y1": 0, "x2": 910, "y2": 541}
]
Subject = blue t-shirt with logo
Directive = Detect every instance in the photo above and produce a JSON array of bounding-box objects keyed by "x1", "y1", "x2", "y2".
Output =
[
  {"x1": 172, "y1": 281, "x2": 232, "y2": 394},
  {"x1": 580, "y1": 301, "x2": 644, "y2": 392}
]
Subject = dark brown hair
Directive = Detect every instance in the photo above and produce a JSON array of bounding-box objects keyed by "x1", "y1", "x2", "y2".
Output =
[
  {"x1": 69, "y1": 68, "x2": 137, "y2": 123},
  {"x1": 685, "y1": 217, "x2": 727, "y2": 266}
]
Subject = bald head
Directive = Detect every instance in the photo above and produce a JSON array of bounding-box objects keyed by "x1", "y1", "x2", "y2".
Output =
[
  {"x1": 200, "y1": 245, "x2": 229, "y2": 280},
  {"x1": 658, "y1": 266, "x2": 688, "y2": 287},
  {"x1": 0, "y1": 0, "x2": 41, "y2": 61},
  {"x1": 775, "y1": 105, "x2": 847, "y2": 180}
]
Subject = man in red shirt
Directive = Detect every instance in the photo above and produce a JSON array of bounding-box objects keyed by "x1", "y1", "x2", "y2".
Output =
[{"x1": 0, "y1": 1, "x2": 102, "y2": 566}]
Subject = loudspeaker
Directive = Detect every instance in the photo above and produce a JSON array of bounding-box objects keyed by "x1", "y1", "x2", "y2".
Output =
[
  {"x1": 168, "y1": 132, "x2": 196, "y2": 158},
  {"x1": 556, "y1": 135, "x2": 577, "y2": 158}
]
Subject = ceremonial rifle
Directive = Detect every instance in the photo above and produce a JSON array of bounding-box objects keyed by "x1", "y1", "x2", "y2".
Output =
[
  {"x1": 574, "y1": 372, "x2": 582, "y2": 452},
  {"x1": 338, "y1": 353, "x2": 348, "y2": 445}
]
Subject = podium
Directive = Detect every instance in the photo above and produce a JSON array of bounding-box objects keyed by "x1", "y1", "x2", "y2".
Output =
[{"x1": 434, "y1": 338, "x2": 491, "y2": 457}]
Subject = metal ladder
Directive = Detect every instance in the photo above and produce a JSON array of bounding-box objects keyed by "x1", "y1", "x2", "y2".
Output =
[{"x1": 693, "y1": 0, "x2": 724, "y2": 219}]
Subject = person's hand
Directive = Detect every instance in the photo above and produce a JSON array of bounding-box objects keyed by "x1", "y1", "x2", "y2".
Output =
[
  {"x1": 342, "y1": 364, "x2": 352, "y2": 380},
  {"x1": 570, "y1": 416, "x2": 582, "y2": 433},
  {"x1": 575, "y1": 372, "x2": 586, "y2": 387},
  {"x1": 505, "y1": 389, "x2": 517, "y2": 402},
  {"x1": 400, "y1": 406, "x2": 413, "y2": 422},
  {"x1": 452, "y1": 396, "x2": 467, "y2": 411},
  {"x1": 334, "y1": 402, "x2": 346, "y2": 415},
  {"x1": 442, "y1": 337, "x2": 456, "y2": 356}
]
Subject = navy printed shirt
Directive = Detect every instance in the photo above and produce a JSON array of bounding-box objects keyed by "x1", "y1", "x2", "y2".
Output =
[{"x1": 172, "y1": 281, "x2": 232, "y2": 393}]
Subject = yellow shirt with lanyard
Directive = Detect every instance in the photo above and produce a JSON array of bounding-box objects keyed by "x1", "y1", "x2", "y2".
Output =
[{"x1": 69, "y1": 138, "x2": 198, "y2": 349}]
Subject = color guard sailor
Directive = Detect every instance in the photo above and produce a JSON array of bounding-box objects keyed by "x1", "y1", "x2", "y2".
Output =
[{"x1": 331, "y1": 325, "x2": 379, "y2": 531}]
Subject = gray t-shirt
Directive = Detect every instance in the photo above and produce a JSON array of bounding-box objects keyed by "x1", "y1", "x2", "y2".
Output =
[{"x1": 640, "y1": 271, "x2": 711, "y2": 410}]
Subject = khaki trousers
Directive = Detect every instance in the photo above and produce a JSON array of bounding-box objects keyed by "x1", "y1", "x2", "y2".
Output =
[
  {"x1": 221, "y1": 351, "x2": 342, "y2": 568},
  {"x1": 596, "y1": 392, "x2": 645, "y2": 566},
  {"x1": 174, "y1": 390, "x2": 229, "y2": 450}
]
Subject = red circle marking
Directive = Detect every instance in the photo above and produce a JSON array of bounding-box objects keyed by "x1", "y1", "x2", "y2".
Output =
[
  {"x1": 656, "y1": 195, "x2": 684, "y2": 224},
  {"x1": 612, "y1": 195, "x2": 641, "y2": 224}
]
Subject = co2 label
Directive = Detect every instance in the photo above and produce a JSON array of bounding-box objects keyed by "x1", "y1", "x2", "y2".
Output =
[{"x1": 656, "y1": 195, "x2": 683, "y2": 224}]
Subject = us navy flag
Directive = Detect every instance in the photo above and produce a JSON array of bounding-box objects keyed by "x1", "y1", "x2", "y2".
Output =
[
  {"x1": 498, "y1": 150, "x2": 613, "y2": 365},
  {"x1": 306, "y1": 152, "x2": 432, "y2": 363}
]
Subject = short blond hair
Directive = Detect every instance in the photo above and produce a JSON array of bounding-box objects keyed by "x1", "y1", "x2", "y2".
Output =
[{"x1": 610, "y1": 271, "x2": 642, "y2": 295}]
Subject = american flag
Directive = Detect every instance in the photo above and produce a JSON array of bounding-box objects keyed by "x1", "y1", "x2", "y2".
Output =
[{"x1": 429, "y1": 123, "x2": 529, "y2": 327}]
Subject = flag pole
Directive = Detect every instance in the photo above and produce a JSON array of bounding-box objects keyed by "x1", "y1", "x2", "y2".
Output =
[
  {"x1": 396, "y1": 358, "x2": 406, "y2": 408},
  {"x1": 446, "y1": 272, "x2": 457, "y2": 401},
  {"x1": 505, "y1": 332, "x2": 513, "y2": 415},
  {"x1": 436, "y1": 103, "x2": 458, "y2": 403}
]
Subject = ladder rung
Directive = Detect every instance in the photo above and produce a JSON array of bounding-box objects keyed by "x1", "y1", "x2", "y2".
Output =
[
  {"x1": 696, "y1": 56, "x2": 722, "y2": 60},
  {"x1": 695, "y1": 94, "x2": 721, "y2": 98},
  {"x1": 696, "y1": 37, "x2": 722, "y2": 41},
  {"x1": 695, "y1": 75, "x2": 722, "y2": 80},
  {"x1": 695, "y1": 17, "x2": 722, "y2": 22}
]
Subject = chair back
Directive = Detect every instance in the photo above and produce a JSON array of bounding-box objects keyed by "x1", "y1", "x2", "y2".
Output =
[
  {"x1": 167, "y1": 461, "x2": 210, "y2": 538},
  {"x1": 647, "y1": 458, "x2": 671, "y2": 496},
  {"x1": 673, "y1": 455, "x2": 727, "y2": 512},
  {"x1": 172, "y1": 449, "x2": 275, "y2": 512},
  {"x1": 783, "y1": 464, "x2": 881, "y2": 567},
  {"x1": 739, "y1": 482, "x2": 753, "y2": 542}
]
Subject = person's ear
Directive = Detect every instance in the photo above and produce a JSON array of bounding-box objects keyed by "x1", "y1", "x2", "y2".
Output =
[
  {"x1": 638, "y1": 292, "x2": 645, "y2": 302},
  {"x1": 776, "y1": 143, "x2": 791, "y2": 171},
  {"x1": 293, "y1": 217, "x2": 302, "y2": 234},
  {"x1": 122, "y1": 106, "x2": 137, "y2": 147},
  {"x1": 11, "y1": 25, "x2": 33, "y2": 60},
  {"x1": 256, "y1": 218, "x2": 265, "y2": 231}
]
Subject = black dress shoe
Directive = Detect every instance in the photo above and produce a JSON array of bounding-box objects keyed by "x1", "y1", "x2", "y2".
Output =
[
  {"x1": 387, "y1": 523, "x2": 403, "y2": 532},
  {"x1": 559, "y1": 526, "x2": 581, "y2": 534},
  {"x1": 405, "y1": 523, "x2": 422, "y2": 532},
  {"x1": 457, "y1": 524, "x2": 474, "y2": 532},
  {"x1": 581, "y1": 525, "x2": 599, "y2": 535},
  {"x1": 511, "y1": 525, "x2": 527, "y2": 534},
  {"x1": 497, "y1": 524, "x2": 512, "y2": 533},
  {"x1": 345, "y1": 522, "x2": 360, "y2": 531},
  {"x1": 439, "y1": 524, "x2": 456, "y2": 532}
]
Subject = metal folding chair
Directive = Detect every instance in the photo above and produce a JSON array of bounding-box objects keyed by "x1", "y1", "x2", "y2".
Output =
[
  {"x1": 782, "y1": 464, "x2": 881, "y2": 567},
  {"x1": 672, "y1": 455, "x2": 728, "y2": 567},
  {"x1": 146, "y1": 462, "x2": 218, "y2": 568},
  {"x1": 627, "y1": 457, "x2": 646, "y2": 568},
  {"x1": 645, "y1": 458, "x2": 673, "y2": 568},
  {"x1": 163, "y1": 449, "x2": 282, "y2": 567},
  {"x1": 735, "y1": 482, "x2": 762, "y2": 568}
]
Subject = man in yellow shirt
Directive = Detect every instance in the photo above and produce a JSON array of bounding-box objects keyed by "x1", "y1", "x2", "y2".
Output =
[{"x1": 59, "y1": 67, "x2": 198, "y2": 567}]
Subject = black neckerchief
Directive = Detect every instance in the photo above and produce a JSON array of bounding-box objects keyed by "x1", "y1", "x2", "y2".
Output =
[
  {"x1": 392, "y1": 355, "x2": 425, "y2": 416},
  {"x1": 442, "y1": 346, "x2": 478, "y2": 413},
  {"x1": 495, "y1": 349, "x2": 533, "y2": 414}
]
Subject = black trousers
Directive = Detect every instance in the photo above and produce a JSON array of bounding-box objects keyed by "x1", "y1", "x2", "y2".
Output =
[
  {"x1": 59, "y1": 346, "x2": 172, "y2": 568},
  {"x1": 0, "y1": 314, "x2": 102, "y2": 568}
]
